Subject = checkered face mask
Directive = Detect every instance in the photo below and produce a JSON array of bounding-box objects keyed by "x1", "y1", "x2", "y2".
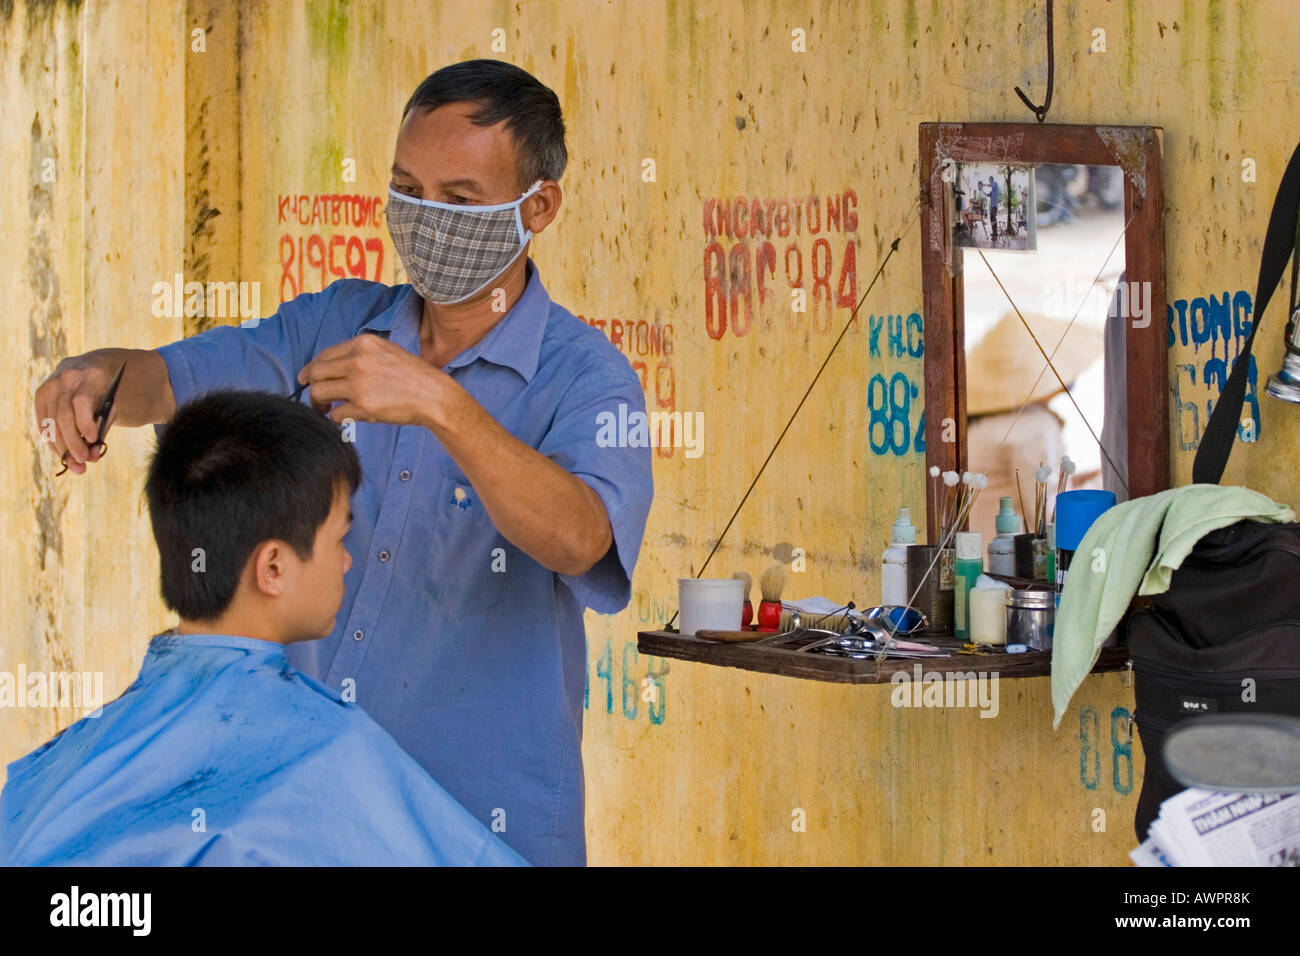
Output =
[{"x1": 386, "y1": 179, "x2": 544, "y2": 304}]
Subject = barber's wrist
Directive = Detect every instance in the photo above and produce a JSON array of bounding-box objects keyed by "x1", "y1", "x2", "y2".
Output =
[{"x1": 419, "y1": 371, "x2": 468, "y2": 436}]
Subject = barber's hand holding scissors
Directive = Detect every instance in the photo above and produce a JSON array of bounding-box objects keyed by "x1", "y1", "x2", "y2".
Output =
[
  {"x1": 34, "y1": 357, "x2": 127, "y2": 477},
  {"x1": 297, "y1": 333, "x2": 471, "y2": 431}
]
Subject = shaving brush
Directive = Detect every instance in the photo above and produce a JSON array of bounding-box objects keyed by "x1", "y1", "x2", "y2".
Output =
[{"x1": 757, "y1": 564, "x2": 787, "y2": 632}]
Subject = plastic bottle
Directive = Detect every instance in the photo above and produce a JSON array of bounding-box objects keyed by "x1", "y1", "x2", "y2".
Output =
[
  {"x1": 953, "y1": 531, "x2": 983, "y2": 641},
  {"x1": 881, "y1": 507, "x2": 916, "y2": 606},
  {"x1": 987, "y1": 497, "x2": 1020, "y2": 576},
  {"x1": 1056, "y1": 490, "x2": 1118, "y2": 645},
  {"x1": 1056, "y1": 490, "x2": 1118, "y2": 595}
]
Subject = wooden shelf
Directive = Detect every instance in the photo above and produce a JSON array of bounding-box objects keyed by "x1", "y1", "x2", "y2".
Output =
[{"x1": 636, "y1": 630, "x2": 1131, "y2": 685}]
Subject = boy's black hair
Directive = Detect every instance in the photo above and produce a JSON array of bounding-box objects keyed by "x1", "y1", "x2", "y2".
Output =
[
  {"x1": 145, "y1": 390, "x2": 362, "y2": 621},
  {"x1": 402, "y1": 59, "x2": 567, "y2": 190}
]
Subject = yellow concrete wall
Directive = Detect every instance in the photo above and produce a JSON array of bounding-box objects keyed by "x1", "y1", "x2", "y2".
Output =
[
  {"x1": 3, "y1": 0, "x2": 185, "y2": 772},
  {"x1": 4, "y1": 0, "x2": 1297, "y2": 865}
]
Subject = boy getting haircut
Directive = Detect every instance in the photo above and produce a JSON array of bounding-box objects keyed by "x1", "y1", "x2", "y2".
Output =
[
  {"x1": 0, "y1": 391, "x2": 524, "y2": 866},
  {"x1": 146, "y1": 387, "x2": 363, "y2": 622}
]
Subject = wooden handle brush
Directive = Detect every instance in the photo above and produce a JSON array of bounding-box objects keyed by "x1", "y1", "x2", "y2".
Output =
[{"x1": 696, "y1": 629, "x2": 769, "y2": 643}]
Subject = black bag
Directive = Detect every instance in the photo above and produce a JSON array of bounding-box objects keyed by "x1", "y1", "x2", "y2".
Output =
[
  {"x1": 1126, "y1": 521, "x2": 1300, "y2": 839},
  {"x1": 1127, "y1": 140, "x2": 1300, "y2": 841}
]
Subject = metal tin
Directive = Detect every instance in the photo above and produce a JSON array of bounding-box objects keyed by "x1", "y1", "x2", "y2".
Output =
[
  {"x1": 1266, "y1": 350, "x2": 1300, "y2": 403},
  {"x1": 1005, "y1": 588, "x2": 1055, "y2": 650},
  {"x1": 906, "y1": 545, "x2": 954, "y2": 633},
  {"x1": 1013, "y1": 533, "x2": 1048, "y2": 580}
]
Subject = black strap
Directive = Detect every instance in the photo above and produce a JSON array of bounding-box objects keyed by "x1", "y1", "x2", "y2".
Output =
[{"x1": 1192, "y1": 141, "x2": 1300, "y2": 484}]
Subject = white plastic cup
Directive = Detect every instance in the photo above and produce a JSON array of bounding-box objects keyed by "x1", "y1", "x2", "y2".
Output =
[{"x1": 678, "y1": 578, "x2": 746, "y2": 637}]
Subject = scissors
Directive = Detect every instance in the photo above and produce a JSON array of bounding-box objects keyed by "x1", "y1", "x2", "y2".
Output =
[{"x1": 55, "y1": 362, "x2": 126, "y2": 477}]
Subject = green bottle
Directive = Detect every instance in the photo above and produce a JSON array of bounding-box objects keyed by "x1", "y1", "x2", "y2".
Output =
[
  {"x1": 1047, "y1": 522, "x2": 1058, "y2": 604},
  {"x1": 953, "y1": 531, "x2": 984, "y2": 641}
]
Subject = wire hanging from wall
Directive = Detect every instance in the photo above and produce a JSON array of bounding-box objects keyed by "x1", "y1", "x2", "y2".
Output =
[{"x1": 1014, "y1": 0, "x2": 1055, "y2": 124}]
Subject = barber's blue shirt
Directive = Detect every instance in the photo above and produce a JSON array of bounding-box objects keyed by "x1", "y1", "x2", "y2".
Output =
[{"x1": 154, "y1": 259, "x2": 653, "y2": 865}]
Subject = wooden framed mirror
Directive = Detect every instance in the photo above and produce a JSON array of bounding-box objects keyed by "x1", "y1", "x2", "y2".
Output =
[{"x1": 918, "y1": 123, "x2": 1167, "y2": 544}]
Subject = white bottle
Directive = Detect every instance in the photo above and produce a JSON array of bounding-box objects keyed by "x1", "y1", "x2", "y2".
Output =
[{"x1": 881, "y1": 507, "x2": 916, "y2": 606}]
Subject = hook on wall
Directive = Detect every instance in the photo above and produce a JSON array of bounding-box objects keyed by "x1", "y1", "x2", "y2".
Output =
[{"x1": 1014, "y1": 0, "x2": 1054, "y2": 124}]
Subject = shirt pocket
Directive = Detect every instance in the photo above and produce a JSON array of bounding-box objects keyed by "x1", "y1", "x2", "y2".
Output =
[{"x1": 420, "y1": 475, "x2": 511, "y2": 620}]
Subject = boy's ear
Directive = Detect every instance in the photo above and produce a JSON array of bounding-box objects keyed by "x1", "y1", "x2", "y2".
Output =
[{"x1": 250, "y1": 540, "x2": 289, "y2": 598}]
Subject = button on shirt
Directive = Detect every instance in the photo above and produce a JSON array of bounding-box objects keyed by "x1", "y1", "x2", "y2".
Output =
[{"x1": 155, "y1": 259, "x2": 654, "y2": 865}]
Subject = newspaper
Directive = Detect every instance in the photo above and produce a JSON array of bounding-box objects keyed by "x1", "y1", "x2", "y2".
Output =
[{"x1": 1131, "y1": 788, "x2": 1300, "y2": 867}]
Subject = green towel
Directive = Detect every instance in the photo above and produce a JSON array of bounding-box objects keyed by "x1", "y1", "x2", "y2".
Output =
[{"x1": 1051, "y1": 484, "x2": 1293, "y2": 729}]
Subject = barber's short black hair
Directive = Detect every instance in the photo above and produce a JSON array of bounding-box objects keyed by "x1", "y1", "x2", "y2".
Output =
[
  {"x1": 145, "y1": 390, "x2": 361, "y2": 621},
  {"x1": 402, "y1": 58, "x2": 567, "y2": 190}
]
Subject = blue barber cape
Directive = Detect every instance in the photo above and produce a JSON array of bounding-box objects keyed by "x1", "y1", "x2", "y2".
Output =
[{"x1": 0, "y1": 632, "x2": 526, "y2": 866}]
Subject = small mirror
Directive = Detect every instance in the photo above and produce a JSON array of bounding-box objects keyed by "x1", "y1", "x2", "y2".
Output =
[{"x1": 919, "y1": 124, "x2": 1169, "y2": 546}]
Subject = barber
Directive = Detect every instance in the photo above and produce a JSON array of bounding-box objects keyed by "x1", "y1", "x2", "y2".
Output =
[{"x1": 33, "y1": 58, "x2": 654, "y2": 867}]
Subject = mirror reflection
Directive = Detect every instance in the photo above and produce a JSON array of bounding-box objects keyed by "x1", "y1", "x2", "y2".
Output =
[{"x1": 959, "y1": 162, "x2": 1129, "y2": 542}]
